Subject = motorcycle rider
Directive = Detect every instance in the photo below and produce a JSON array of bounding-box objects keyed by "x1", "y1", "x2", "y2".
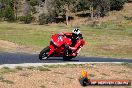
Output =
[{"x1": 61, "y1": 28, "x2": 84, "y2": 56}]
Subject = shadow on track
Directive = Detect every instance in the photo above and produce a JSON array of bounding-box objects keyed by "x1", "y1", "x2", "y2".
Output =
[{"x1": 0, "y1": 52, "x2": 132, "y2": 65}]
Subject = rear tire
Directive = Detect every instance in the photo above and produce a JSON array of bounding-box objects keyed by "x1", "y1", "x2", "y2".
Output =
[
  {"x1": 63, "y1": 56, "x2": 74, "y2": 61},
  {"x1": 39, "y1": 46, "x2": 50, "y2": 60}
]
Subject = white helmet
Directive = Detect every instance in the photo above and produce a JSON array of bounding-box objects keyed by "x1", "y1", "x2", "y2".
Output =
[{"x1": 72, "y1": 28, "x2": 80, "y2": 35}]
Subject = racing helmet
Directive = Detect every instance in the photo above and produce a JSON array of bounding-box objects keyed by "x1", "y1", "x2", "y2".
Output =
[
  {"x1": 72, "y1": 28, "x2": 80, "y2": 35},
  {"x1": 72, "y1": 28, "x2": 80, "y2": 40}
]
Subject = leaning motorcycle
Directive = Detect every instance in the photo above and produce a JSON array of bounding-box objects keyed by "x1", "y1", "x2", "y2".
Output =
[{"x1": 39, "y1": 33, "x2": 85, "y2": 61}]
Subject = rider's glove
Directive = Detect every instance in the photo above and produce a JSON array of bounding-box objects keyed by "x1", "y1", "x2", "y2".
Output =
[{"x1": 65, "y1": 45, "x2": 70, "y2": 49}]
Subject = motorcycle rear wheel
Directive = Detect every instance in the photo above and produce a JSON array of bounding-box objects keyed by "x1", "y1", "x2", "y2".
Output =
[
  {"x1": 63, "y1": 56, "x2": 74, "y2": 61},
  {"x1": 39, "y1": 46, "x2": 50, "y2": 60}
]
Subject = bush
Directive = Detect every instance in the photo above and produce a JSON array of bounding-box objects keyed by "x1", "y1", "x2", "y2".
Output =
[
  {"x1": 110, "y1": 0, "x2": 126, "y2": 10},
  {"x1": 19, "y1": 14, "x2": 33, "y2": 24},
  {"x1": 29, "y1": 0, "x2": 39, "y2": 6},
  {"x1": 31, "y1": 6, "x2": 37, "y2": 14},
  {"x1": 0, "y1": 11, "x2": 3, "y2": 21},
  {"x1": 38, "y1": 14, "x2": 54, "y2": 25},
  {"x1": 3, "y1": 6, "x2": 15, "y2": 21}
]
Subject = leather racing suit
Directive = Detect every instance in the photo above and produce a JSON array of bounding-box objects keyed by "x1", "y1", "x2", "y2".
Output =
[{"x1": 61, "y1": 32, "x2": 84, "y2": 56}]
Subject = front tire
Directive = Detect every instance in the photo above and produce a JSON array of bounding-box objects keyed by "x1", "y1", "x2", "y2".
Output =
[{"x1": 39, "y1": 46, "x2": 50, "y2": 60}]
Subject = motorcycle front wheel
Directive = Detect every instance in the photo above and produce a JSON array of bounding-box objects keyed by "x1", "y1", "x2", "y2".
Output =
[{"x1": 39, "y1": 46, "x2": 50, "y2": 60}]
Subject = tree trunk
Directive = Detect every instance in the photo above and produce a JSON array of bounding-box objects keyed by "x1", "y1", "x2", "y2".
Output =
[
  {"x1": 23, "y1": 0, "x2": 31, "y2": 16},
  {"x1": 65, "y1": 4, "x2": 69, "y2": 25},
  {"x1": 44, "y1": 0, "x2": 48, "y2": 15},
  {"x1": 90, "y1": 0, "x2": 94, "y2": 20},
  {"x1": 90, "y1": 5, "x2": 94, "y2": 20},
  {"x1": 13, "y1": 0, "x2": 17, "y2": 20}
]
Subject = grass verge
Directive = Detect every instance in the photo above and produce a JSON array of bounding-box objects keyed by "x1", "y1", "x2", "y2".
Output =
[
  {"x1": 0, "y1": 20, "x2": 132, "y2": 59},
  {"x1": 0, "y1": 76, "x2": 14, "y2": 84}
]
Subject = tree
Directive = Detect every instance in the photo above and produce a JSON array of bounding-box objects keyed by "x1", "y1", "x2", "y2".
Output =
[
  {"x1": 74, "y1": 0, "x2": 90, "y2": 13},
  {"x1": 110, "y1": 0, "x2": 126, "y2": 10},
  {"x1": 3, "y1": 5, "x2": 15, "y2": 21},
  {"x1": 0, "y1": 0, "x2": 15, "y2": 21},
  {"x1": 90, "y1": 0, "x2": 94, "y2": 20},
  {"x1": 0, "y1": 0, "x2": 128, "y2": 24},
  {"x1": 22, "y1": 0, "x2": 31, "y2": 16},
  {"x1": 29, "y1": 0, "x2": 39, "y2": 6},
  {"x1": 53, "y1": 0, "x2": 77, "y2": 25},
  {"x1": 12, "y1": 0, "x2": 19, "y2": 20},
  {"x1": 19, "y1": 14, "x2": 33, "y2": 24},
  {"x1": 94, "y1": 0, "x2": 110, "y2": 17},
  {"x1": 38, "y1": 13, "x2": 53, "y2": 25}
]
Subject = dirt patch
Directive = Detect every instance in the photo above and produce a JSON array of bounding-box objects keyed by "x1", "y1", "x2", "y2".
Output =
[
  {"x1": 0, "y1": 40, "x2": 20, "y2": 50},
  {"x1": 0, "y1": 64, "x2": 131, "y2": 88},
  {"x1": 98, "y1": 44, "x2": 132, "y2": 54},
  {"x1": 0, "y1": 40, "x2": 38, "y2": 53}
]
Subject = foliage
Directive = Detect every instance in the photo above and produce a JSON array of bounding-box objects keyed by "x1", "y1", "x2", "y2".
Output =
[
  {"x1": 38, "y1": 13, "x2": 54, "y2": 25},
  {"x1": 3, "y1": 5, "x2": 15, "y2": 21},
  {"x1": 0, "y1": 0, "x2": 15, "y2": 21},
  {"x1": 18, "y1": 14, "x2": 33, "y2": 24},
  {"x1": 0, "y1": 0, "x2": 128, "y2": 24},
  {"x1": 74, "y1": 0, "x2": 90, "y2": 12},
  {"x1": 29, "y1": 0, "x2": 39, "y2": 6},
  {"x1": 110, "y1": 0, "x2": 126, "y2": 10},
  {"x1": 31, "y1": 6, "x2": 37, "y2": 14},
  {"x1": 124, "y1": 16, "x2": 132, "y2": 21}
]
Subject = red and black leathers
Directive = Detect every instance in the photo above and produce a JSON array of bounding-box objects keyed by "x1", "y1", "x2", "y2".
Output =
[{"x1": 61, "y1": 32, "x2": 84, "y2": 56}]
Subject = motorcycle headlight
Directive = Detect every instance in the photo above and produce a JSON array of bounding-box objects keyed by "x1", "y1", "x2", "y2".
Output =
[{"x1": 58, "y1": 36, "x2": 63, "y2": 41}]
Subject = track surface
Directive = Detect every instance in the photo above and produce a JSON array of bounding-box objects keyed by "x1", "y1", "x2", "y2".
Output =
[{"x1": 0, "y1": 52, "x2": 132, "y2": 65}]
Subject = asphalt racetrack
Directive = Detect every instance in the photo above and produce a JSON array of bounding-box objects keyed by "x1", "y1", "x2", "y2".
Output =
[{"x1": 0, "y1": 52, "x2": 132, "y2": 66}]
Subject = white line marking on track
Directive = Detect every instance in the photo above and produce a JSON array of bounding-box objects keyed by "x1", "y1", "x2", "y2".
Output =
[{"x1": 0, "y1": 62, "x2": 125, "y2": 68}]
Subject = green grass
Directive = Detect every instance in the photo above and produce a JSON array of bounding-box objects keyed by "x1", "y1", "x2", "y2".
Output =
[
  {"x1": 0, "y1": 21, "x2": 132, "y2": 59},
  {"x1": 15, "y1": 66, "x2": 23, "y2": 70},
  {"x1": 0, "y1": 22, "x2": 68, "y2": 47},
  {"x1": 1, "y1": 79, "x2": 14, "y2": 84},
  {"x1": 0, "y1": 76, "x2": 14, "y2": 84},
  {"x1": 43, "y1": 64, "x2": 91, "y2": 68},
  {"x1": 121, "y1": 63, "x2": 132, "y2": 69},
  {"x1": 26, "y1": 66, "x2": 35, "y2": 70},
  {"x1": 0, "y1": 67, "x2": 16, "y2": 75},
  {"x1": 36, "y1": 66, "x2": 51, "y2": 71}
]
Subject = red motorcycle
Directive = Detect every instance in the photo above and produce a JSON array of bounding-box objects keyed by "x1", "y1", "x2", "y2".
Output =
[{"x1": 39, "y1": 33, "x2": 85, "y2": 61}]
